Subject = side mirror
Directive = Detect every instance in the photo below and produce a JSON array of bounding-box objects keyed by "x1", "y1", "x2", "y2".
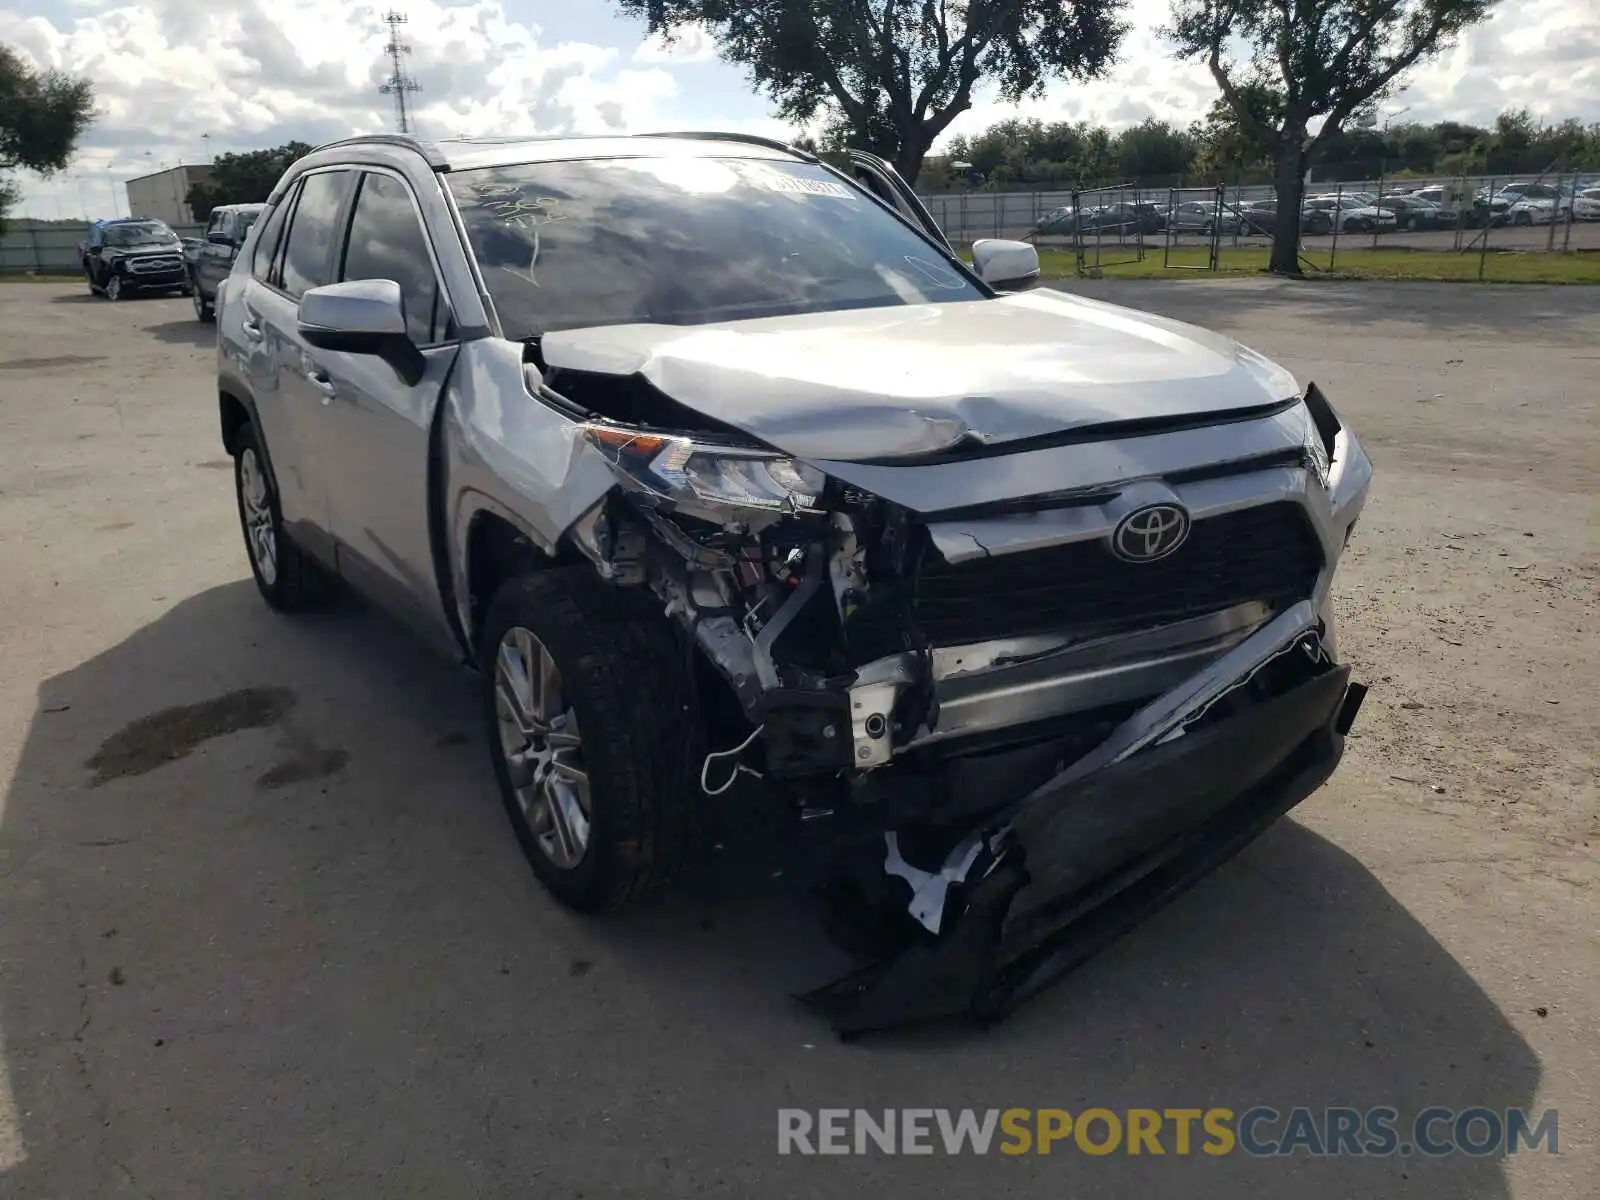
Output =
[
  {"x1": 298, "y1": 279, "x2": 425, "y2": 386},
  {"x1": 971, "y1": 239, "x2": 1040, "y2": 292}
]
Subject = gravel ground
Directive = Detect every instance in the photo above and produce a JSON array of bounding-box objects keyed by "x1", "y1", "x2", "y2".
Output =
[{"x1": 0, "y1": 280, "x2": 1595, "y2": 1199}]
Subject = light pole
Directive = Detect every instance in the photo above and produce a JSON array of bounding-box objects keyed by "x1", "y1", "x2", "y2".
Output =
[{"x1": 1378, "y1": 106, "x2": 1411, "y2": 187}]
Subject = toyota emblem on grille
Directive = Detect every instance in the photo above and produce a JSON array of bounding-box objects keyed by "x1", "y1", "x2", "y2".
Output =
[{"x1": 1111, "y1": 503, "x2": 1191, "y2": 562}]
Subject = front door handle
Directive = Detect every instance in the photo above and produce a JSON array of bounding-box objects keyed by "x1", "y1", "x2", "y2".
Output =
[
  {"x1": 305, "y1": 370, "x2": 337, "y2": 403},
  {"x1": 240, "y1": 315, "x2": 264, "y2": 341}
]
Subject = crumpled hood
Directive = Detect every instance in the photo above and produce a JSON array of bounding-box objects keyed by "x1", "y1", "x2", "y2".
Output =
[{"x1": 541, "y1": 288, "x2": 1301, "y2": 461}]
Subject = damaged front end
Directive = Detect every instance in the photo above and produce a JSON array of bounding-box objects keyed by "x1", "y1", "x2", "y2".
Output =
[{"x1": 559, "y1": 378, "x2": 1372, "y2": 1036}]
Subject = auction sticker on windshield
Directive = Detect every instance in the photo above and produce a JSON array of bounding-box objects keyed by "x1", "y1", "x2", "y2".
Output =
[{"x1": 738, "y1": 165, "x2": 856, "y2": 200}]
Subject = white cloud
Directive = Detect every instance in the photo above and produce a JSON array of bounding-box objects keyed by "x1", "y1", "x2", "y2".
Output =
[
  {"x1": 633, "y1": 22, "x2": 717, "y2": 64},
  {"x1": 2, "y1": 0, "x2": 690, "y2": 216},
  {"x1": 5, "y1": 0, "x2": 1598, "y2": 218},
  {"x1": 936, "y1": 0, "x2": 1600, "y2": 150}
]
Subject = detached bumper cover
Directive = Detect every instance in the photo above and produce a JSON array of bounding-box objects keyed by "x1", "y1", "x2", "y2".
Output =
[{"x1": 802, "y1": 661, "x2": 1363, "y2": 1036}]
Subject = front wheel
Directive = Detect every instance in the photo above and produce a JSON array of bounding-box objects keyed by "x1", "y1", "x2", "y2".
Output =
[
  {"x1": 481, "y1": 568, "x2": 699, "y2": 913},
  {"x1": 104, "y1": 273, "x2": 123, "y2": 302}
]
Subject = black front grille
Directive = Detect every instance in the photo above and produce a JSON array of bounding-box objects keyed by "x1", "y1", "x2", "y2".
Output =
[
  {"x1": 130, "y1": 256, "x2": 183, "y2": 273},
  {"x1": 845, "y1": 502, "x2": 1322, "y2": 660}
]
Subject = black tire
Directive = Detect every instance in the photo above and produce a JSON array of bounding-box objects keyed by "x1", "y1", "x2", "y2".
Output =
[
  {"x1": 84, "y1": 263, "x2": 98, "y2": 294},
  {"x1": 192, "y1": 277, "x2": 214, "y2": 323},
  {"x1": 232, "y1": 421, "x2": 328, "y2": 612},
  {"x1": 480, "y1": 568, "x2": 698, "y2": 913}
]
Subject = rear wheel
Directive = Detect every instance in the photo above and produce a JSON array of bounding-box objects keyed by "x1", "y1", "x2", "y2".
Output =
[
  {"x1": 192, "y1": 277, "x2": 214, "y2": 323},
  {"x1": 232, "y1": 422, "x2": 329, "y2": 611},
  {"x1": 480, "y1": 568, "x2": 698, "y2": 913}
]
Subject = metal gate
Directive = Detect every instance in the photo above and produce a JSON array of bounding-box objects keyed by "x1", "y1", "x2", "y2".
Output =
[
  {"x1": 1161, "y1": 185, "x2": 1225, "y2": 270},
  {"x1": 1070, "y1": 182, "x2": 1153, "y2": 273}
]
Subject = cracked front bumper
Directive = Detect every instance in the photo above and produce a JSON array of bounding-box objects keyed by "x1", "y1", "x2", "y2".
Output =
[{"x1": 802, "y1": 606, "x2": 1366, "y2": 1037}]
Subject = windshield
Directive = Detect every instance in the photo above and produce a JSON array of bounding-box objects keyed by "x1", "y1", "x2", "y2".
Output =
[
  {"x1": 105, "y1": 221, "x2": 177, "y2": 247},
  {"x1": 446, "y1": 156, "x2": 981, "y2": 339}
]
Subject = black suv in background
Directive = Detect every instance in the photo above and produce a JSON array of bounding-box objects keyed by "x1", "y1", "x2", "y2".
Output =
[
  {"x1": 186, "y1": 204, "x2": 265, "y2": 322},
  {"x1": 79, "y1": 218, "x2": 191, "y2": 301}
]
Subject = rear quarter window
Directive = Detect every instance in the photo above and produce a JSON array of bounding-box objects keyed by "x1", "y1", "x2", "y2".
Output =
[{"x1": 252, "y1": 190, "x2": 295, "y2": 282}]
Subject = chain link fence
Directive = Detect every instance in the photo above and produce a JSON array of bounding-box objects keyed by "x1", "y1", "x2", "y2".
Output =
[
  {"x1": 5, "y1": 168, "x2": 1597, "y2": 278},
  {"x1": 921, "y1": 169, "x2": 1600, "y2": 276}
]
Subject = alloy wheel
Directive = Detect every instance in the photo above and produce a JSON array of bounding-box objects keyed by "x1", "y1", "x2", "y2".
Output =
[
  {"x1": 105, "y1": 274, "x2": 123, "y2": 302},
  {"x1": 238, "y1": 447, "x2": 278, "y2": 586},
  {"x1": 494, "y1": 626, "x2": 591, "y2": 869}
]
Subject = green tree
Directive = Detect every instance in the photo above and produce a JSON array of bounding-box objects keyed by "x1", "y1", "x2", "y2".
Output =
[
  {"x1": 1112, "y1": 118, "x2": 1197, "y2": 181},
  {"x1": 1479, "y1": 108, "x2": 1535, "y2": 175},
  {"x1": 1190, "y1": 91, "x2": 1277, "y2": 179},
  {"x1": 1169, "y1": 0, "x2": 1497, "y2": 274},
  {"x1": 615, "y1": 0, "x2": 1127, "y2": 184},
  {"x1": 185, "y1": 141, "x2": 313, "y2": 221},
  {"x1": 0, "y1": 44, "x2": 95, "y2": 233}
]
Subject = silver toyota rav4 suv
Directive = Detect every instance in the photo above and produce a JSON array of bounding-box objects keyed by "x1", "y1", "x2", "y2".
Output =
[{"x1": 216, "y1": 132, "x2": 1372, "y2": 1032}]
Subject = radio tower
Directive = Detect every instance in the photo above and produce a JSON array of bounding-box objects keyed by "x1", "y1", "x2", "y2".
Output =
[{"x1": 379, "y1": 10, "x2": 422, "y2": 133}]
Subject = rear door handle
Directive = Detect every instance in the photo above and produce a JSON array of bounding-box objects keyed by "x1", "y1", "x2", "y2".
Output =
[{"x1": 305, "y1": 370, "x2": 337, "y2": 403}]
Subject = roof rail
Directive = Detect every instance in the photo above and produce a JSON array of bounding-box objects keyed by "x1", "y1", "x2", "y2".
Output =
[
  {"x1": 309, "y1": 132, "x2": 448, "y2": 169},
  {"x1": 635, "y1": 130, "x2": 817, "y2": 163}
]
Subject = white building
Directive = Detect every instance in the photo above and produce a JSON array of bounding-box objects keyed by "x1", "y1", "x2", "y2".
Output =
[{"x1": 124, "y1": 164, "x2": 215, "y2": 228}]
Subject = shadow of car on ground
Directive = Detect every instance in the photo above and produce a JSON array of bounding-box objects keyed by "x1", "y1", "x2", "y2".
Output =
[{"x1": 0, "y1": 579, "x2": 1539, "y2": 1197}]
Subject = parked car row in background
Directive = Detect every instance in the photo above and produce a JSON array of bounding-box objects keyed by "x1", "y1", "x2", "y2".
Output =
[{"x1": 1028, "y1": 177, "x2": 1600, "y2": 241}]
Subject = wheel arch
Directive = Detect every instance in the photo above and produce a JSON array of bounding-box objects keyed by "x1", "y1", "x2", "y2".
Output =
[
  {"x1": 218, "y1": 387, "x2": 288, "y2": 511},
  {"x1": 456, "y1": 499, "x2": 585, "y2": 656},
  {"x1": 218, "y1": 387, "x2": 254, "y2": 457}
]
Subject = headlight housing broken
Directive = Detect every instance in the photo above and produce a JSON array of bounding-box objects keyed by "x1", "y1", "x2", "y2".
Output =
[{"x1": 583, "y1": 423, "x2": 825, "y2": 516}]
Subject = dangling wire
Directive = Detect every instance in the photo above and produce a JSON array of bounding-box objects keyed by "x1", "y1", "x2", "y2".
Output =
[{"x1": 700, "y1": 724, "x2": 766, "y2": 796}]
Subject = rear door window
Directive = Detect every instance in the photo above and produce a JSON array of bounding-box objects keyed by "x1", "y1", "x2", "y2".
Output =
[{"x1": 252, "y1": 188, "x2": 296, "y2": 282}]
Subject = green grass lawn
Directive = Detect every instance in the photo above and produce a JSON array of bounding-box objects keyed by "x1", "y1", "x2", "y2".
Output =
[{"x1": 1036, "y1": 246, "x2": 1600, "y2": 284}]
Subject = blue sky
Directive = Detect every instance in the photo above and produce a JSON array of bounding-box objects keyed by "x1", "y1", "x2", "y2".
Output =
[{"x1": 4, "y1": 0, "x2": 1598, "y2": 220}]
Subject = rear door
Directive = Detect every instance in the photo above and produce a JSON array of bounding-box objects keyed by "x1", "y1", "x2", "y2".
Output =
[
  {"x1": 238, "y1": 168, "x2": 359, "y2": 542},
  {"x1": 843, "y1": 150, "x2": 952, "y2": 249},
  {"x1": 315, "y1": 168, "x2": 460, "y2": 636}
]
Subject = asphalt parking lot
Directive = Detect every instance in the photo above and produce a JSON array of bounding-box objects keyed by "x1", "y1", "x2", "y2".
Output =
[{"x1": 1, "y1": 279, "x2": 1596, "y2": 1199}]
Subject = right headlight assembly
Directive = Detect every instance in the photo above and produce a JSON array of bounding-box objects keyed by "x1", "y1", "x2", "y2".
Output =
[{"x1": 582, "y1": 423, "x2": 825, "y2": 517}]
